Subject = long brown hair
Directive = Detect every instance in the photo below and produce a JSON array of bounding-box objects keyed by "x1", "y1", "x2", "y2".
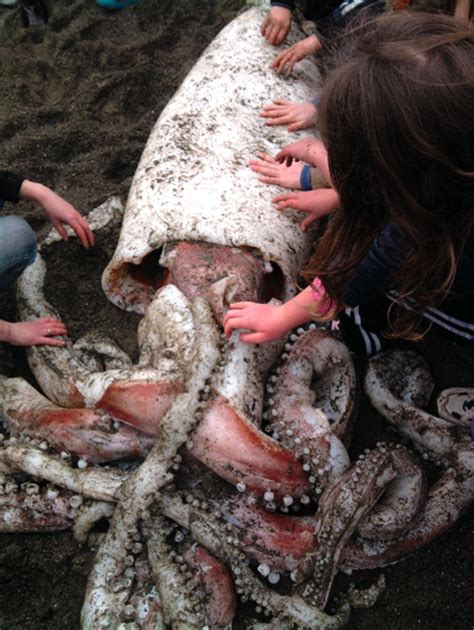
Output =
[{"x1": 305, "y1": 12, "x2": 474, "y2": 340}]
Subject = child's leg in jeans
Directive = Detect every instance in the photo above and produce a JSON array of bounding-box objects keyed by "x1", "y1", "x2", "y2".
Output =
[{"x1": 0, "y1": 215, "x2": 37, "y2": 291}]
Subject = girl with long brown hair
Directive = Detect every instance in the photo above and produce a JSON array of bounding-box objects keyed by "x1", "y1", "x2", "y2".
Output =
[{"x1": 224, "y1": 11, "x2": 474, "y2": 356}]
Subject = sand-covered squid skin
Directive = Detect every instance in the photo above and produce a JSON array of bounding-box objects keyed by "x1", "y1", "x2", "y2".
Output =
[
  {"x1": 101, "y1": 6, "x2": 322, "y2": 318},
  {"x1": 346, "y1": 349, "x2": 474, "y2": 570}
]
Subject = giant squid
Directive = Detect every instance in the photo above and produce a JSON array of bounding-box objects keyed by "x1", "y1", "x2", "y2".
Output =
[{"x1": 0, "y1": 4, "x2": 472, "y2": 629}]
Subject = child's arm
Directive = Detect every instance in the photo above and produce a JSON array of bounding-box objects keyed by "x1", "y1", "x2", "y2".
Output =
[
  {"x1": 19, "y1": 180, "x2": 95, "y2": 249},
  {"x1": 223, "y1": 282, "x2": 337, "y2": 344}
]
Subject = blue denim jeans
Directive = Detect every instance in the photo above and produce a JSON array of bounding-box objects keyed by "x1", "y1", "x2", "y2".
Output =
[{"x1": 0, "y1": 215, "x2": 37, "y2": 292}]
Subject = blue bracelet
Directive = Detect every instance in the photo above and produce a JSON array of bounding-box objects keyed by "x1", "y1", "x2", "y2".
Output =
[{"x1": 300, "y1": 164, "x2": 312, "y2": 191}]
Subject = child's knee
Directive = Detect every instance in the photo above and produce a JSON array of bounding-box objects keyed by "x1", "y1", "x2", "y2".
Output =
[{"x1": 0, "y1": 216, "x2": 37, "y2": 289}]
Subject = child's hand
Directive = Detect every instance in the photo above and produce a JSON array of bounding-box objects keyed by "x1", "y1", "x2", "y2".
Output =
[
  {"x1": 260, "y1": 6, "x2": 292, "y2": 46},
  {"x1": 260, "y1": 99, "x2": 318, "y2": 132},
  {"x1": 276, "y1": 139, "x2": 332, "y2": 183},
  {"x1": 273, "y1": 188, "x2": 340, "y2": 230},
  {"x1": 40, "y1": 189, "x2": 95, "y2": 249},
  {"x1": 223, "y1": 302, "x2": 289, "y2": 344},
  {"x1": 270, "y1": 35, "x2": 322, "y2": 75},
  {"x1": 1, "y1": 318, "x2": 67, "y2": 347},
  {"x1": 249, "y1": 152, "x2": 303, "y2": 189},
  {"x1": 20, "y1": 180, "x2": 95, "y2": 249}
]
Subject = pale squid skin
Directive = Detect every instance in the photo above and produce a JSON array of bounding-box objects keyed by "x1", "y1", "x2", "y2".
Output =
[{"x1": 101, "y1": 7, "x2": 323, "y2": 318}]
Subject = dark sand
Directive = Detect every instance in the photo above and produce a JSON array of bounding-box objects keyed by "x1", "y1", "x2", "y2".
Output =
[{"x1": 0, "y1": 1, "x2": 472, "y2": 628}]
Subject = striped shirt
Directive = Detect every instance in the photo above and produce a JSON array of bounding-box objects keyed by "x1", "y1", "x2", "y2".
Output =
[{"x1": 342, "y1": 223, "x2": 474, "y2": 343}]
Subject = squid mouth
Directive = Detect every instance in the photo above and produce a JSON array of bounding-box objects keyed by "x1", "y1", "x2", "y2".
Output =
[{"x1": 102, "y1": 240, "x2": 286, "y2": 326}]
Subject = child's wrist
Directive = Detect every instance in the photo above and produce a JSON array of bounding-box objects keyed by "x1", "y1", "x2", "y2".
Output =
[
  {"x1": 308, "y1": 33, "x2": 322, "y2": 53},
  {"x1": 311, "y1": 278, "x2": 337, "y2": 317},
  {"x1": 19, "y1": 180, "x2": 49, "y2": 205},
  {"x1": 281, "y1": 292, "x2": 313, "y2": 330},
  {"x1": 0, "y1": 320, "x2": 13, "y2": 343}
]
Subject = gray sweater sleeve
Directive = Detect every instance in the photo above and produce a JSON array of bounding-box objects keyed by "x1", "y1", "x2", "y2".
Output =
[
  {"x1": 270, "y1": 1, "x2": 296, "y2": 11},
  {"x1": 0, "y1": 170, "x2": 25, "y2": 203}
]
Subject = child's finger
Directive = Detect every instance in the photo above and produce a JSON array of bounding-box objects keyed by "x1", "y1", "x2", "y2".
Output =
[
  {"x1": 270, "y1": 50, "x2": 284, "y2": 68},
  {"x1": 72, "y1": 222, "x2": 91, "y2": 249},
  {"x1": 40, "y1": 337, "x2": 67, "y2": 347},
  {"x1": 255, "y1": 152, "x2": 276, "y2": 163},
  {"x1": 272, "y1": 193, "x2": 291, "y2": 202},
  {"x1": 267, "y1": 24, "x2": 278, "y2": 45},
  {"x1": 239, "y1": 332, "x2": 268, "y2": 344},
  {"x1": 228, "y1": 302, "x2": 255, "y2": 309},
  {"x1": 258, "y1": 176, "x2": 279, "y2": 185},
  {"x1": 53, "y1": 220, "x2": 68, "y2": 241},
  {"x1": 284, "y1": 56, "x2": 297, "y2": 75},
  {"x1": 287, "y1": 120, "x2": 306, "y2": 132},
  {"x1": 260, "y1": 15, "x2": 270, "y2": 36},
  {"x1": 301, "y1": 214, "x2": 318, "y2": 231},
  {"x1": 249, "y1": 162, "x2": 276, "y2": 176}
]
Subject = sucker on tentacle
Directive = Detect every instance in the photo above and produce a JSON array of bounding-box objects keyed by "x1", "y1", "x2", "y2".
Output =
[
  {"x1": 145, "y1": 515, "x2": 208, "y2": 628},
  {"x1": 265, "y1": 328, "x2": 356, "y2": 495},
  {"x1": 159, "y1": 493, "x2": 350, "y2": 629},
  {"x1": 81, "y1": 294, "x2": 222, "y2": 629},
  {"x1": 296, "y1": 444, "x2": 423, "y2": 610},
  {"x1": 123, "y1": 557, "x2": 166, "y2": 629},
  {"x1": 0, "y1": 442, "x2": 126, "y2": 501},
  {"x1": 146, "y1": 515, "x2": 236, "y2": 629},
  {"x1": 0, "y1": 481, "x2": 75, "y2": 532}
]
